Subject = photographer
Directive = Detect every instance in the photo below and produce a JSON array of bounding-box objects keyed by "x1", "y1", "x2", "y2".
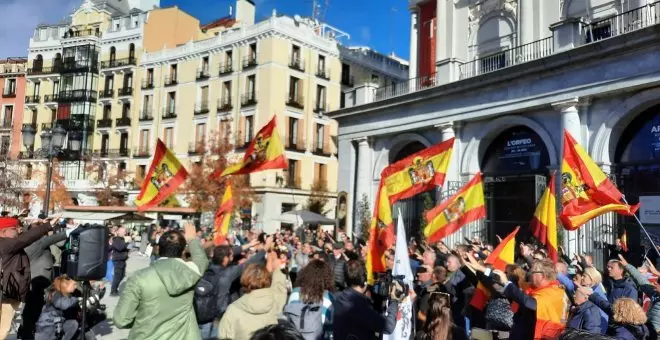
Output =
[{"x1": 333, "y1": 260, "x2": 403, "y2": 340}]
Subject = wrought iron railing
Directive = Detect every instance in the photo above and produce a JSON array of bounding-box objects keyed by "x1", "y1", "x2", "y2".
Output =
[
  {"x1": 374, "y1": 73, "x2": 439, "y2": 101},
  {"x1": 100, "y1": 57, "x2": 136, "y2": 69},
  {"x1": 583, "y1": 2, "x2": 660, "y2": 43}
]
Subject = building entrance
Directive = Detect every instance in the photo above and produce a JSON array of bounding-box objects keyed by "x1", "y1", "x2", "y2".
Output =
[
  {"x1": 615, "y1": 109, "x2": 660, "y2": 263},
  {"x1": 481, "y1": 126, "x2": 551, "y2": 243}
]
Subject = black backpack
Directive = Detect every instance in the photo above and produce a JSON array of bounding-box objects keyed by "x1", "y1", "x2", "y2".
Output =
[{"x1": 194, "y1": 269, "x2": 221, "y2": 324}]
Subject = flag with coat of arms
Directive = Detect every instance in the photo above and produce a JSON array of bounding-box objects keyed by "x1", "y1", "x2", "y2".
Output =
[{"x1": 383, "y1": 211, "x2": 415, "y2": 340}]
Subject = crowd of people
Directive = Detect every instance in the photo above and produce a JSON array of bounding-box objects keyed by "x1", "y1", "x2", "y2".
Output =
[{"x1": 2, "y1": 212, "x2": 660, "y2": 340}]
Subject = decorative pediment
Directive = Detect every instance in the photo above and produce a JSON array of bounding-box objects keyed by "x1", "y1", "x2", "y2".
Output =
[{"x1": 468, "y1": 0, "x2": 517, "y2": 22}]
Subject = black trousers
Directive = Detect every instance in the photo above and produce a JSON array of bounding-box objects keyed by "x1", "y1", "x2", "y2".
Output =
[{"x1": 111, "y1": 263, "x2": 126, "y2": 293}]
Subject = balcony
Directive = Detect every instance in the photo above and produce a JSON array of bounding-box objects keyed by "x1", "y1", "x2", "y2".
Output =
[
  {"x1": 316, "y1": 67, "x2": 330, "y2": 80},
  {"x1": 0, "y1": 120, "x2": 12, "y2": 130},
  {"x1": 194, "y1": 101, "x2": 210, "y2": 115},
  {"x1": 22, "y1": 123, "x2": 36, "y2": 130},
  {"x1": 313, "y1": 101, "x2": 328, "y2": 114},
  {"x1": 217, "y1": 97, "x2": 232, "y2": 112},
  {"x1": 340, "y1": 75, "x2": 354, "y2": 87},
  {"x1": 58, "y1": 90, "x2": 98, "y2": 102},
  {"x1": 100, "y1": 57, "x2": 136, "y2": 69},
  {"x1": 286, "y1": 92, "x2": 304, "y2": 109},
  {"x1": 44, "y1": 94, "x2": 59, "y2": 103},
  {"x1": 2, "y1": 89, "x2": 16, "y2": 98},
  {"x1": 289, "y1": 56, "x2": 305, "y2": 72},
  {"x1": 133, "y1": 148, "x2": 151, "y2": 158},
  {"x1": 235, "y1": 134, "x2": 250, "y2": 149},
  {"x1": 115, "y1": 117, "x2": 131, "y2": 127},
  {"x1": 25, "y1": 95, "x2": 41, "y2": 105},
  {"x1": 113, "y1": 148, "x2": 130, "y2": 157},
  {"x1": 139, "y1": 110, "x2": 154, "y2": 121},
  {"x1": 94, "y1": 149, "x2": 110, "y2": 158},
  {"x1": 62, "y1": 29, "x2": 101, "y2": 39},
  {"x1": 118, "y1": 86, "x2": 133, "y2": 97},
  {"x1": 57, "y1": 116, "x2": 96, "y2": 131},
  {"x1": 242, "y1": 55, "x2": 258, "y2": 70},
  {"x1": 97, "y1": 118, "x2": 113, "y2": 128},
  {"x1": 285, "y1": 137, "x2": 307, "y2": 152},
  {"x1": 162, "y1": 108, "x2": 177, "y2": 120},
  {"x1": 312, "y1": 141, "x2": 335, "y2": 157},
  {"x1": 164, "y1": 76, "x2": 178, "y2": 86},
  {"x1": 241, "y1": 92, "x2": 257, "y2": 107},
  {"x1": 99, "y1": 89, "x2": 114, "y2": 99},
  {"x1": 219, "y1": 63, "x2": 233, "y2": 75},
  {"x1": 196, "y1": 68, "x2": 211, "y2": 81},
  {"x1": 188, "y1": 142, "x2": 205, "y2": 155},
  {"x1": 27, "y1": 63, "x2": 61, "y2": 76},
  {"x1": 285, "y1": 174, "x2": 302, "y2": 189},
  {"x1": 141, "y1": 79, "x2": 154, "y2": 89},
  {"x1": 61, "y1": 58, "x2": 98, "y2": 74}
]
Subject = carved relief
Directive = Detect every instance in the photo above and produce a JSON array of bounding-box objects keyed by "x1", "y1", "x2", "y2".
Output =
[{"x1": 468, "y1": 0, "x2": 518, "y2": 41}]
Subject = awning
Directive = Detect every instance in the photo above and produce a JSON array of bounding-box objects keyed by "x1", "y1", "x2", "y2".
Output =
[
  {"x1": 281, "y1": 210, "x2": 336, "y2": 225},
  {"x1": 55, "y1": 211, "x2": 154, "y2": 223}
]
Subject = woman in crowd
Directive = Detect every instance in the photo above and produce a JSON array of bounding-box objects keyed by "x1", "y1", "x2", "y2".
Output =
[
  {"x1": 218, "y1": 251, "x2": 288, "y2": 339},
  {"x1": 284, "y1": 259, "x2": 335, "y2": 339},
  {"x1": 34, "y1": 275, "x2": 80, "y2": 340},
  {"x1": 415, "y1": 292, "x2": 468, "y2": 340}
]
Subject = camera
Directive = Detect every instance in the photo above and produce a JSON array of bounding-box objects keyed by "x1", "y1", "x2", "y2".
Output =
[{"x1": 373, "y1": 273, "x2": 409, "y2": 300}]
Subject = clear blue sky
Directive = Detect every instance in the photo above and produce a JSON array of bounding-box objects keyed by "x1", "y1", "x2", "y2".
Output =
[{"x1": 161, "y1": 0, "x2": 411, "y2": 60}]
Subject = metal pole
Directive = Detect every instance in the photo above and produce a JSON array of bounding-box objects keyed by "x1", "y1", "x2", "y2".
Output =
[
  {"x1": 43, "y1": 150, "x2": 53, "y2": 214},
  {"x1": 622, "y1": 195, "x2": 660, "y2": 258}
]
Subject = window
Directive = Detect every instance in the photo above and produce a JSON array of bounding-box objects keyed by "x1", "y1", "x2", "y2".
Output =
[
  {"x1": 124, "y1": 72, "x2": 133, "y2": 88},
  {"x1": 318, "y1": 55, "x2": 326, "y2": 71},
  {"x1": 102, "y1": 105, "x2": 111, "y2": 119},
  {"x1": 167, "y1": 92, "x2": 176, "y2": 113},
  {"x1": 147, "y1": 68, "x2": 154, "y2": 85},
  {"x1": 287, "y1": 159, "x2": 299, "y2": 187},
  {"x1": 31, "y1": 109, "x2": 37, "y2": 124},
  {"x1": 3, "y1": 106, "x2": 13, "y2": 126},
  {"x1": 163, "y1": 127, "x2": 174, "y2": 148},
  {"x1": 196, "y1": 123, "x2": 206, "y2": 144},
  {"x1": 200, "y1": 86, "x2": 209, "y2": 104},
  {"x1": 105, "y1": 75, "x2": 114, "y2": 91},
  {"x1": 110, "y1": 46, "x2": 116, "y2": 61},
  {"x1": 316, "y1": 85, "x2": 326, "y2": 110},
  {"x1": 34, "y1": 82, "x2": 40, "y2": 96},
  {"x1": 120, "y1": 133, "x2": 128, "y2": 151},
  {"x1": 292, "y1": 45, "x2": 301, "y2": 60},
  {"x1": 1, "y1": 136, "x2": 9, "y2": 154},
  {"x1": 288, "y1": 117, "x2": 299, "y2": 146},
  {"x1": 142, "y1": 95, "x2": 151, "y2": 113},
  {"x1": 50, "y1": 108, "x2": 56, "y2": 123},
  {"x1": 121, "y1": 103, "x2": 130, "y2": 118},
  {"x1": 247, "y1": 75, "x2": 256, "y2": 96},
  {"x1": 315, "y1": 163, "x2": 327, "y2": 185},
  {"x1": 5, "y1": 79, "x2": 16, "y2": 95},
  {"x1": 244, "y1": 115, "x2": 253, "y2": 143},
  {"x1": 371, "y1": 74, "x2": 379, "y2": 84},
  {"x1": 101, "y1": 134, "x2": 109, "y2": 153},
  {"x1": 170, "y1": 64, "x2": 177, "y2": 80},
  {"x1": 202, "y1": 56, "x2": 209, "y2": 72},
  {"x1": 53, "y1": 81, "x2": 59, "y2": 95},
  {"x1": 129, "y1": 43, "x2": 135, "y2": 60},
  {"x1": 316, "y1": 124, "x2": 324, "y2": 150},
  {"x1": 225, "y1": 50, "x2": 233, "y2": 66},
  {"x1": 289, "y1": 77, "x2": 301, "y2": 103},
  {"x1": 137, "y1": 165, "x2": 146, "y2": 180},
  {"x1": 139, "y1": 129, "x2": 149, "y2": 152},
  {"x1": 248, "y1": 43, "x2": 257, "y2": 61},
  {"x1": 25, "y1": 164, "x2": 33, "y2": 180},
  {"x1": 33, "y1": 55, "x2": 43, "y2": 70},
  {"x1": 223, "y1": 81, "x2": 232, "y2": 102}
]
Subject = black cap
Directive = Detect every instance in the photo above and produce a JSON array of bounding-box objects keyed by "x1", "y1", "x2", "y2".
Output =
[{"x1": 333, "y1": 242, "x2": 345, "y2": 250}]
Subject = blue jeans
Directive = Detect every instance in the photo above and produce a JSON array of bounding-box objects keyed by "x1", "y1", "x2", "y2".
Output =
[{"x1": 199, "y1": 322, "x2": 217, "y2": 339}]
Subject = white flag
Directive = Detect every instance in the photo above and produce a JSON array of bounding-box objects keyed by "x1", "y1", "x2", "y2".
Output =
[{"x1": 383, "y1": 212, "x2": 415, "y2": 340}]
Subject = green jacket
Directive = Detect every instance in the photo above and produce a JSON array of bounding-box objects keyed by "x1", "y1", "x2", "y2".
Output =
[
  {"x1": 113, "y1": 239, "x2": 208, "y2": 340},
  {"x1": 218, "y1": 269, "x2": 288, "y2": 339}
]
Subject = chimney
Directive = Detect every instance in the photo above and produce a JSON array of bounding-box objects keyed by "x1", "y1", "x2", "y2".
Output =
[{"x1": 236, "y1": 0, "x2": 255, "y2": 26}]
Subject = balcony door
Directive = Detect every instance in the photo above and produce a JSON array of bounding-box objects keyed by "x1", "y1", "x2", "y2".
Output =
[
  {"x1": 139, "y1": 129, "x2": 149, "y2": 153},
  {"x1": 3, "y1": 106, "x2": 13, "y2": 126},
  {"x1": 120, "y1": 133, "x2": 128, "y2": 152},
  {"x1": 101, "y1": 134, "x2": 109, "y2": 154},
  {"x1": 288, "y1": 117, "x2": 298, "y2": 146}
]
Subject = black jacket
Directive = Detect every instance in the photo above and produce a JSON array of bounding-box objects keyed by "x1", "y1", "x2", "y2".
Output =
[
  {"x1": 211, "y1": 249, "x2": 266, "y2": 318},
  {"x1": 333, "y1": 288, "x2": 399, "y2": 340},
  {"x1": 110, "y1": 236, "x2": 129, "y2": 267},
  {"x1": 329, "y1": 255, "x2": 346, "y2": 290}
]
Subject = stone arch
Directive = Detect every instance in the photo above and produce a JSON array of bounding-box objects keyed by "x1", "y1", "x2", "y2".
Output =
[
  {"x1": 372, "y1": 132, "x2": 432, "y2": 182},
  {"x1": 592, "y1": 87, "x2": 660, "y2": 165},
  {"x1": 562, "y1": 0, "x2": 619, "y2": 19},
  {"x1": 469, "y1": 10, "x2": 517, "y2": 51},
  {"x1": 460, "y1": 115, "x2": 558, "y2": 175}
]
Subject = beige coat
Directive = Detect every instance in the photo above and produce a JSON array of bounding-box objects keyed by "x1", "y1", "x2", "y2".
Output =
[{"x1": 218, "y1": 269, "x2": 288, "y2": 339}]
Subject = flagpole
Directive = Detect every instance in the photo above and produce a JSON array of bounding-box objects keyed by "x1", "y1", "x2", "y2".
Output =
[{"x1": 622, "y1": 196, "x2": 660, "y2": 258}]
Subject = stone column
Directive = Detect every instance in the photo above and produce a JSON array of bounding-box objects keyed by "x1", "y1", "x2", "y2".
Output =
[
  {"x1": 552, "y1": 98, "x2": 581, "y2": 256},
  {"x1": 408, "y1": 10, "x2": 419, "y2": 80},
  {"x1": 337, "y1": 138, "x2": 356, "y2": 237},
  {"x1": 354, "y1": 137, "x2": 373, "y2": 235}
]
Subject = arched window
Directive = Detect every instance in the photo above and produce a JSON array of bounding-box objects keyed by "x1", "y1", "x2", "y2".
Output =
[
  {"x1": 129, "y1": 43, "x2": 135, "y2": 60},
  {"x1": 481, "y1": 126, "x2": 550, "y2": 175},
  {"x1": 110, "y1": 46, "x2": 116, "y2": 62},
  {"x1": 616, "y1": 109, "x2": 660, "y2": 164},
  {"x1": 33, "y1": 55, "x2": 43, "y2": 70}
]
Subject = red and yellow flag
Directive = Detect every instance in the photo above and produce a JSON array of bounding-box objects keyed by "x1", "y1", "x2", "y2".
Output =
[
  {"x1": 380, "y1": 138, "x2": 454, "y2": 204},
  {"x1": 366, "y1": 182, "x2": 395, "y2": 284},
  {"x1": 213, "y1": 116, "x2": 287, "y2": 178},
  {"x1": 135, "y1": 139, "x2": 188, "y2": 211},
  {"x1": 531, "y1": 173, "x2": 558, "y2": 262},
  {"x1": 470, "y1": 226, "x2": 519, "y2": 311},
  {"x1": 424, "y1": 173, "x2": 486, "y2": 243},
  {"x1": 621, "y1": 229, "x2": 629, "y2": 252},
  {"x1": 560, "y1": 131, "x2": 639, "y2": 230},
  {"x1": 213, "y1": 184, "x2": 234, "y2": 246}
]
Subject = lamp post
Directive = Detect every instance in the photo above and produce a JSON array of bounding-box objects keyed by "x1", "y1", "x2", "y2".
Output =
[{"x1": 21, "y1": 124, "x2": 67, "y2": 213}]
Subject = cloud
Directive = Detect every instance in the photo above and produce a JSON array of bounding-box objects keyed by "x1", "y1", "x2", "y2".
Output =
[
  {"x1": 359, "y1": 26, "x2": 371, "y2": 43},
  {"x1": 0, "y1": 0, "x2": 79, "y2": 57}
]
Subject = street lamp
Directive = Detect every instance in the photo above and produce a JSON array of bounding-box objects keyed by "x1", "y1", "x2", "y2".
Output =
[{"x1": 21, "y1": 124, "x2": 67, "y2": 213}]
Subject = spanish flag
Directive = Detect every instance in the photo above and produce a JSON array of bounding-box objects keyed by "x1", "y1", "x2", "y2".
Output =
[
  {"x1": 424, "y1": 173, "x2": 486, "y2": 243},
  {"x1": 135, "y1": 139, "x2": 188, "y2": 211},
  {"x1": 214, "y1": 184, "x2": 234, "y2": 245},
  {"x1": 213, "y1": 116, "x2": 287, "y2": 178},
  {"x1": 381, "y1": 138, "x2": 454, "y2": 204},
  {"x1": 621, "y1": 229, "x2": 628, "y2": 252},
  {"x1": 366, "y1": 182, "x2": 395, "y2": 284},
  {"x1": 531, "y1": 173, "x2": 558, "y2": 262},
  {"x1": 470, "y1": 226, "x2": 519, "y2": 311},
  {"x1": 560, "y1": 131, "x2": 639, "y2": 230}
]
